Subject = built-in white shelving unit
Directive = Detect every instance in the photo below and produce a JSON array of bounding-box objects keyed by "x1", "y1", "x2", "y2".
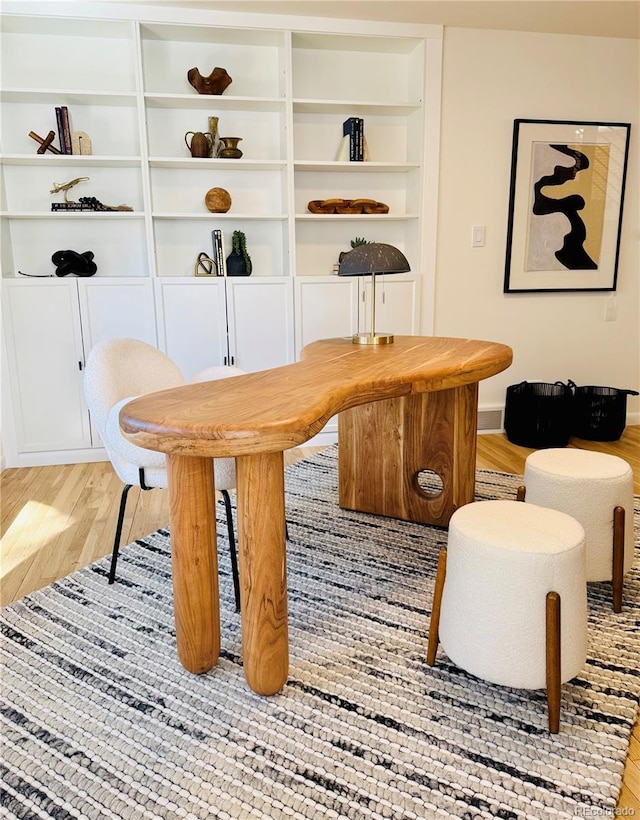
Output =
[{"x1": 0, "y1": 1, "x2": 442, "y2": 466}]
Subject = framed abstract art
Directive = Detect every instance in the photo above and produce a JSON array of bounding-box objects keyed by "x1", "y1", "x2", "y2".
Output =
[{"x1": 504, "y1": 118, "x2": 631, "y2": 293}]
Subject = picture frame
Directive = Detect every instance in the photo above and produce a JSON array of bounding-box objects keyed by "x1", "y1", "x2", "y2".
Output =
[{"x1": 504, "y1": 118, "x2": 631, "y2": 293}]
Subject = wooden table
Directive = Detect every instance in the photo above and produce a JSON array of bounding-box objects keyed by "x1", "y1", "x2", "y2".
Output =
[{"x1": 120, "y1": 336, "x2": 512, "y2": 695}]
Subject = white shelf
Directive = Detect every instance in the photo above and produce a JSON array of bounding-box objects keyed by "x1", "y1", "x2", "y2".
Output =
[
  {"x1": 294, "y1": 161, "x2": 419, "y2": 173},
  {"x1": 148, "y1": 157, "x2": 286, "y2": 170},
  {"x1": 145, "y1": 94, "x2": 286, "y2": 112},
  {"x1": 293, "y1": 99, "x2": 421, "y2": 116},
  {"x1": 2, "y1": 211, "x2": 144, "y2": 219},
  {"x1": 153, "y1": 213, "x2": 287, "y2": 221},
  {"x1": 295, "y1": 213, "x2": 419, "y2": 221},
  {"x1": 1, "y1": 155, "x2": 142, "y2": 167},
  {"x1": 1, "y1": 89, "x2": 139, "y2": 106}
]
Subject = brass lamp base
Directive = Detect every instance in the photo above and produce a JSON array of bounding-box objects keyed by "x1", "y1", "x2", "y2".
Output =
[{"x1": 352, "y1": 332, "x2": 394, "y2": 345}]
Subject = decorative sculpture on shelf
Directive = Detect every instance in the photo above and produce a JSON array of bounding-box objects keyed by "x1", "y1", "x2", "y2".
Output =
[
  {"x1": 218, "y1": 137, "x2": 243, "y2": 159},
  {"x1": 71, "y1": 131, "x2": 92, "y2": 155},
  {"x1": 187, "y1": 66, "x2": 233, "y2": 95},
  {"x1": 50, "y1": 176, "x2": 89, "y2": 203},
  {"x1": 226, "y1": 230, "x2": 252, "y2": 276},
  {"x1": 208, "y1": 116, "x2": 222, "y2": 157},
  {"x1": 49, "y1": 177, "x2": 133, "y2": 212},
  {"x1": 29, "y1": 130, "x2": 61, "y2": 154},
  {"x1": 184, "y1": 130, "x2": 212, "y2": 158},
  {"x1": 194, "y1": 252, "x2": 217, "y2": 277},
  {"x1": 205, "y1": 187, "x2": 231, "y2": 213},
  {"x1": 51, "y1": 249, "x2": 97, "y2": 277},
  {"x1": 308, "y1": 198, "x2": 389, "y2": 214}
]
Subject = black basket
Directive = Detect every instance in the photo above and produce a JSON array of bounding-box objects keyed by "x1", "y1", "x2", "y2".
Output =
[
  {"x1": 572, "y1": 385, "x2": 638, "y2": 441},
  {"x1": 504, "y1": 381, "x2": 573, "y2": 448}
]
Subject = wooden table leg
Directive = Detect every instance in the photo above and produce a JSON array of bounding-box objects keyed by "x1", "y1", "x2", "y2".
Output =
[
  {"x1": 167, "y1": 454, "x2": 220, "y2": 674},
  {"x1": 339, "y1": 383, "x2": 478, "y2": 527},
  {"x1": 236, "y1": 451, "x2": 288, "y2": 695}
]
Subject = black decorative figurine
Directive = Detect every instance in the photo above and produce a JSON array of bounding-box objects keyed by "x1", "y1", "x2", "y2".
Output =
[{"x1": 52, "y1": 249, "x2": 97, "y2": 277}]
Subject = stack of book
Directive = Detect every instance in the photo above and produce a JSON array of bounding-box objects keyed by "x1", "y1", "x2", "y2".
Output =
[
  {"x1": 55, "y1": 106, "x2": 72, "y2": 154},
  {"x1": 341, "y1": 117, "x2": 364, "y2": 161},
  {"x1": 212, "y1": 229, "x2": 227, "y2": 276}
]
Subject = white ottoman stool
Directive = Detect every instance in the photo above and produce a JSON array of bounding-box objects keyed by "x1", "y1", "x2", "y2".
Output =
[
  {"x1": 427, "y1": 500, "x2": 587, "y2": 733},
  {"x1": 519, "y1": 449, "x2": 634, "y2": 612}
]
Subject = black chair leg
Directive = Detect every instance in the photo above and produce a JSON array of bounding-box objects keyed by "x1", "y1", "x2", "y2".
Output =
[
  {"x1": 221, "y1": 489, "x2": 241, "y2": 612},
  {"x1": 108, "y1": 484, "x2": 133, "y2": 584}
]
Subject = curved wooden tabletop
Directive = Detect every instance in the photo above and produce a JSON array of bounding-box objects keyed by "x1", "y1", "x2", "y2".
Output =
[{"x1": 120, "y1": 336, "x2": 513, "y2": 457}]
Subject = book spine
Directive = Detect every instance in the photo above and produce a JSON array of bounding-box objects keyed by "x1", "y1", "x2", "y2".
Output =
[
  {"x1": 357, "y1": 118, "x2": 364, "y2": 161},
  {"x1": 212, "y1": 230, "x2": 223, "y2": 277},
  {"x1": 55, "y1": 107, "x2": 66, "y2": 154},
  {"x1": 343, "y1": 117, "x2": 357, "y2": 161},
  {"x1": 51, "y1": 202, "x2": 96, "y2": 211},
  {"x1": 60, "y1": 106, "x2": 72, "y2": 154},
  {"x1": 220, "y1": 230, "x2": 227, "y2": 277}
]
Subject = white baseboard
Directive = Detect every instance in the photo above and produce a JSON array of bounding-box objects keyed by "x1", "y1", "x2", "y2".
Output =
[{"x1": 7, "y1": 447, "x2": 108, "y2": 469}]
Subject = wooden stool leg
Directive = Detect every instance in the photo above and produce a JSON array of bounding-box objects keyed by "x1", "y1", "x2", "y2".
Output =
[
  {"x1": 545, "y1": 591, "x2": 561, "y2": 734},
  {"x1": 612, "y1": 506, "x2": 625, "y2": 614},
  {"x1": 427, "y1": 549, "x2": 447, "y2": 666},
  {"x1": 516, "y1": 485, "x2": 526, "y2": 502}
]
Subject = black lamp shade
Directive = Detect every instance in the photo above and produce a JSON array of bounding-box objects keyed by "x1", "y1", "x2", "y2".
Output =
[{"x1": 338, "y1": 242, "x2": 410, "y2": 276}]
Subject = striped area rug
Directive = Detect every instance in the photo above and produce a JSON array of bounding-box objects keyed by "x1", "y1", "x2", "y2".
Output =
[{"x1": 2, "y1": 447, "x2": 639, "y2": 819}]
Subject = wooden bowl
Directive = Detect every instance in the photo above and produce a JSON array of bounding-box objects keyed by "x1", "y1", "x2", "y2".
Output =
[
  {"x1": 205, "y1": 187, "x2": 232, "y2": 213},
  {"x1": 335, "y1": 202, "x2": 363, "y2": 214},
  {"x1": 363, "y1": 202, "x2": 389, "y2": 214},
  {"x1": 308, "y1": 200, "x2": 336, "y2": 214}
]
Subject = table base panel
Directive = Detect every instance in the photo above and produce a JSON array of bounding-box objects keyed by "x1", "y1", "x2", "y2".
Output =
[{"x1": 338, "y1": 385, "x2": 478, "y2": 527}]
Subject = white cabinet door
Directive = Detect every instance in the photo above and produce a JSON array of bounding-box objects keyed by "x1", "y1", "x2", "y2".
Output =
[
  {"x1": 226, "y1": 278, "x2": 294, "y2": 372},
  {"x1": 154, "y1": 279, "x2": 228, "y2": 381},
  {"x1": 78, "y1": 279, "x2": 157, "y2": 354},
  {"x1": 360, "y1": 277, "x2": 418, "y2": 337},
  {"x1": 2, "y1": 279, "x2": 90, "y2": 452},
  {"x1": 294, "y1": 277, "x2": 359, "y2": 356}
]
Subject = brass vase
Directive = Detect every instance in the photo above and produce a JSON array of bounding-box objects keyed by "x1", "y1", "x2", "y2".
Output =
[{"x1": 218, "y1": 137, "x2": 243, "y2": 159}]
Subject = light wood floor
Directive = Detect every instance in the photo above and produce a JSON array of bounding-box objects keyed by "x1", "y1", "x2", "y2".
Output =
[{"x1": 2, "y1": 427, "x2": 639, "y2": 811}]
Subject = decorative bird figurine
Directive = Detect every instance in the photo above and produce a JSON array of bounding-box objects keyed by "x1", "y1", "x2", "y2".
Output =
[
  {"x1": 187, "y1": 66, "x2": 232, "y2": 95},
  {"x1": 50, "y1": 176, "x2": 89, "y2": 202}
]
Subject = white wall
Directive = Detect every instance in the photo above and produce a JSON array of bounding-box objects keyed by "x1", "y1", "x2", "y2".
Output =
[{"x1": 434, "y1": 27, "x2": 639, "y2": 419}]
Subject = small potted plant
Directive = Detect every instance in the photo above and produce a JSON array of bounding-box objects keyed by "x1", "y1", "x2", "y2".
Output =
[
  {"x1": 339, "y1": 236, "x2": 370, "y2": 264},
  {"x1": 226, "y1": 230, "x2": 252, "y2": 276}
]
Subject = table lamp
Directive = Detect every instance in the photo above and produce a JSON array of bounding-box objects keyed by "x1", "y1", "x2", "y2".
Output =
[{"x1": 338, "y1": 242, "x2": 410, "y2": 345}]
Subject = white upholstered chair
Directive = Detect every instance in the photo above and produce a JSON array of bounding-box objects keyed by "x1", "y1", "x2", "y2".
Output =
[{"x1": 83, "y1": 338, "x2": 243, "y2": 609}]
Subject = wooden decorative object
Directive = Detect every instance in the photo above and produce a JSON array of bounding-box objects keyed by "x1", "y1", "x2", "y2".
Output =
[
  {"x1": 307, "y1": 198, "x2": 389, "y2": 214},
  {"x1": 187, "y1": 66, "x2": 233, "y2": 95},
  {"x1": 205, "y1": 187, "x2": 232, "y2": 213},
  {"x1": 29, "y1": 130, "x2": 61, "y2": 154},
  {"x1": 71, "y1": 131, "x2": 92, "y2": 155},
  {"x1": 426, "y1": 549, "x2": 447, "y2": 666}
]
